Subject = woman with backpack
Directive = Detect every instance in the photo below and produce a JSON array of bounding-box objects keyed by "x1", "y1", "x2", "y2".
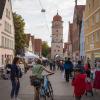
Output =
[{"x1": 10, "y1": 57, "x2": 22, "y2": 100}]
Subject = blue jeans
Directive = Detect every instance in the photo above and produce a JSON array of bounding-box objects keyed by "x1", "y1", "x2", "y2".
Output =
[{"x1": 10, "y1": 80, "x2": 20, "y2": 98}]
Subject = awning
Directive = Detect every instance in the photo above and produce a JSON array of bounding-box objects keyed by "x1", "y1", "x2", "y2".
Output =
[{"x1": 25, "y1": 51, "x2": 39, "y2": 59}]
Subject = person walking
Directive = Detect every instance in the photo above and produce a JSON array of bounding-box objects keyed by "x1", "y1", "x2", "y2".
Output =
[
  {"x1": 85, "y1": 72, "x2": 93, "y2": 96},
  {"x1": 52, "y1": 60, "x2": 56, "y2": 71},
  {"x1": 60, "y1": 60, "x2": 64, "y2": 72},
  {"x1": 75, "y1": 60, "x2": 84, "y2": 74},
  {"x1": 10, "y1": 57, "x2": 22, "y2": 100},
  {"x1": 31, "y1": 59, "x2": 54, "y2": 100},
  {"x1": 64, "y1": 58, "x2": 73, "y2": 82},
  {"x1": 49, "y1": 59, "x2": 53, "y2": 70},
  {"x1": 84, "y1": 62, "x2": 91, "y2": 78},
  {"x1": 72, "y1": 68, "x2": 86, "y2": 100}
]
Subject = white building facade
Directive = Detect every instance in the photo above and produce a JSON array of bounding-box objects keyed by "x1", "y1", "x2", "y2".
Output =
[
  {"x1": 51, "y1": 13, "x2": 63, "y2": 59},
  {"x1": 0, "y1": 0, "x2": 15, "y2": 68}
]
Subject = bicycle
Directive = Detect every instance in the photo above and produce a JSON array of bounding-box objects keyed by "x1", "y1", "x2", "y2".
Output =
[{"x1": 30, "y1": 73, "x2": 54, "y2": 100}]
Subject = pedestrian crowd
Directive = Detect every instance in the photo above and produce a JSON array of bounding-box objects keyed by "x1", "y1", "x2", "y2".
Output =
[
  {"x1": 1, "y1": 56, "x2": 100, "y2": 100},
  {"x1": 48, "y1": 57, "x2": 100, "y2": 100}
]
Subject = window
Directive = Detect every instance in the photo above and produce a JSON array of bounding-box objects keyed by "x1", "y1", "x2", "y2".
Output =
[
  {"x1": 10, "y1": 40, "x2": 12, "y2": 48},
  {"x1": 96, "y1": 31, "x2": 100, "y2": 42},
  {"x1": 12, "y1": 41, "x2": 13, "y2": 49},
  {"x1": 5, "y1": 38, "x2": 7, "y2": 48},
  {"x1": 6, "y1": 8, "x2": 10, "y2": 19},
  {"x1": 88, "y1": 3, "x2": 90, "y2": 11},
  {"x1": 9, "y1": 25, "x2": 11, "y2": 33},
  {"x1": 96, "y1": 12, "x2": 100, "y2": 23},
  {"x1": 91, "y1": 33, "x2": 94, "y2": 44},
  {"x1": 6, "y1": 9, "x2": 8, "y2": 17},
  {"x1": 9, "y1": 39, "x2": 10, "y2": 48},
  {"x1": 88, "y1": 35, "x2": 91, "y2": 44},
  {"x1": 11, "y1": 40, "x2": 13, "y2": 49},
  {"x1": 4, "y1": 37, "x2": 5, "y2": 47},
  {"x1": 86, "y1": 38, "x2": 88, "y2": 48},
  {"x1": 5, "y1": 21, "x2": 11, "y2": 33},
  {"x1": 92, "y1": 16, "x2": 95, "y2": 26},
  {"x1": 85, "y1": 20, "x2": 89, "y2": 29},
  {"x1": 2, "y1": 55, "x2": 4, "y2": 64},
  {"x1": 2, "y1": 36, "x2": 4, "y2": 47},
  {"x1": 7, "y1": 39, "x2": 9, "y2": 48},
  {"x1": 8, "y1": 39, "x2": 9, "y2": 48}
]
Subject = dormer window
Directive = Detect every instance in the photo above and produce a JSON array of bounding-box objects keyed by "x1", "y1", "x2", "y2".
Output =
[{"x1": 6, "y1": 8, "x2": 10, "y2": 19}]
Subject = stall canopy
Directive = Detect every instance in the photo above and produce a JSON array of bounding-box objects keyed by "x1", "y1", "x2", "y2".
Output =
[
  {"x1": 42, "y1": 56, "x2": 48, "y2": 60},
  {"x1": 25, "y1": 51, "x2": 39, "y2": 59}
]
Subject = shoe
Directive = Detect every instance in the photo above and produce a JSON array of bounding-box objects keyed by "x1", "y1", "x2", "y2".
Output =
[
  {"x1": 91, "y1": 91, "x2": 93, "y2": 96},
  {"x1": 15, "y1": 97, "x2": 21, "y2": 100}
]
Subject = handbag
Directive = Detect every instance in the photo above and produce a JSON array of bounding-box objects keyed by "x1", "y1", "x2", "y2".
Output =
[{"x1": 30, "y1": 75, "x2": 41, "y2": 87}]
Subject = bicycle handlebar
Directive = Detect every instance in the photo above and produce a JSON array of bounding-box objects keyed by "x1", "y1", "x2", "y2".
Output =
[{"x1": 43, "y1": 73, "x2": 54, "y2": 77}]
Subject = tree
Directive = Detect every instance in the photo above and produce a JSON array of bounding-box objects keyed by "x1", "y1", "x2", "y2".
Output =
[
  {"x1": 42, "y1": 42, "x2": 50, "y2": 57},
  {"x1": 13, "y1": 12, "x2": 28, "y2": 55}
]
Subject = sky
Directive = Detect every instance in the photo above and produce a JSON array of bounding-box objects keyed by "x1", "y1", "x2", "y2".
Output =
[{"x1": 12, "y1": 0, "x2": 86, "y2": 46}]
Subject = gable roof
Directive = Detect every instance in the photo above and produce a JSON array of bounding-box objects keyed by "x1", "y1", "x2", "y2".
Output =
[{"x1": 0, "y1": 0, "x2": 6, "y2": 19}]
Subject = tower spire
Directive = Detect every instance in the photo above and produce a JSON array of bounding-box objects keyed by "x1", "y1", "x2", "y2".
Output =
[
  {"x1": 75, "y1": 0, "x2": 77, "y2": 6},
  {"x1": 57, "y1": 10, "x2": 58, "y2": 15}
]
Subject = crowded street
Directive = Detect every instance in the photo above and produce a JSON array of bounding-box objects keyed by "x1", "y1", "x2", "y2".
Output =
[
  {"x1": 0, "y1": 0, "x2": 100, "y2": 100},
  {"x1": 0, "y1": 68, "x2": 100, "y2": 100}
]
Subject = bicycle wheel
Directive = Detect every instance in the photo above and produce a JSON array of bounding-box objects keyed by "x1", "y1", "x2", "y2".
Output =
[
  {"x1": 48, "y1": 81, "x2": 54, "y2": 100},
  {"x1": 40, "y1": 86, "x2": 47, "y2": 100}
]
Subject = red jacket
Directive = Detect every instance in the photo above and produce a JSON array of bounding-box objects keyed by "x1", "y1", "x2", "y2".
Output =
[
  {"x1": 72, "y1": 74, "x2": 86, "y2": 96},
  {"x1": 93, "y1": 71, "x2": 100, "y2": 89}
]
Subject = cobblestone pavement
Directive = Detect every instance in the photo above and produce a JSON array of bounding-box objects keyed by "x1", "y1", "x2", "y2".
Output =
[{"x1": 0, "y1": 69, "x2": 100, "y2": 100}]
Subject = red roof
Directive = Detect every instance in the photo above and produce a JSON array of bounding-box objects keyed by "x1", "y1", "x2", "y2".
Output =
[{"x1": 53, "y1": 13, "x2": 62, "y2": 21}]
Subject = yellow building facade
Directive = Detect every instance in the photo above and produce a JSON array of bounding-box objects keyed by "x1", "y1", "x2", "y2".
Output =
[{"x1": 84, "y1": 0, "x2": 100, "y2": 60}]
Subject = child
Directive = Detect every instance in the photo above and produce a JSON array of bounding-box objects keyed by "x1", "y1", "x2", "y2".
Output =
[
  {"x1": 85, "y1": 71, "x2": 93, "y2": 96},
  {"x1": 72, "y1": 68, "x2": 86, "y2": 100}
]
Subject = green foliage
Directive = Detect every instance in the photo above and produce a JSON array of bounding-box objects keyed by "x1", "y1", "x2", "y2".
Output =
[
  {"x1": 13, "y1": 12, "x2": 27, "y2": 55},
  {"x1": 42, "y1": 42, "x2": 49, "y2": 57}
]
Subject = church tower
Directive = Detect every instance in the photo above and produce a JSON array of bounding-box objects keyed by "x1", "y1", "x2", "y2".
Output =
[{"x1": 51, "y1": 13, "x2": 63, "y2": 59}]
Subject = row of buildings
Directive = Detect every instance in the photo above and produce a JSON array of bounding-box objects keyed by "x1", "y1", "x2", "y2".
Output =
[
  {"x1": 0, "y1": 0, "x2": 43, "y2": 68},
  {"x1": 67, "y1": 0, "x2": 100, "y2": 63}
]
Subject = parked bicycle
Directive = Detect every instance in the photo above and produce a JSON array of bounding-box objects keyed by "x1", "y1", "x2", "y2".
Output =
[{"x1": 30, "y1": 73, "x2": 54, "y2": 100}]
